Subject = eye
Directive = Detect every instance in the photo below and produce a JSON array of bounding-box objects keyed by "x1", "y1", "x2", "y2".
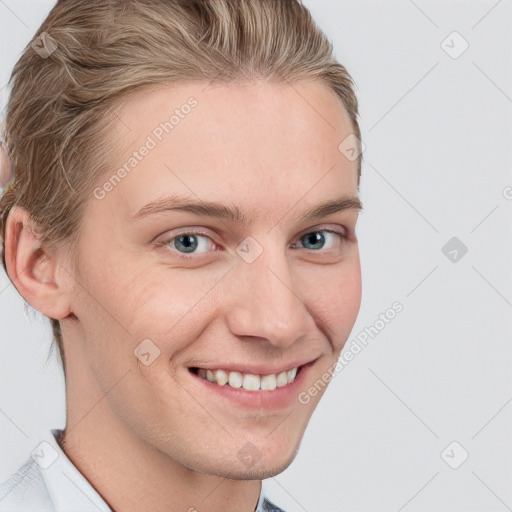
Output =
[
  {"x1": 156, "y1": 230, "x2": 218, "y2": 259},
  {"x1": 293, "y1": 230, "x2": 348, "y2": 251},
  {"x1": 155, "y1": 227, "x2": 349, "y2": 260}
]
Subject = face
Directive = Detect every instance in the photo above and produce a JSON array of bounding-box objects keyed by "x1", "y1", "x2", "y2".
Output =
[{"x1": 64, "y1": 80, "x2": 362, "y2": 479}]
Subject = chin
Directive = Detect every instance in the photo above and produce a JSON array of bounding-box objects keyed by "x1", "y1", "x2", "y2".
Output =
[
  {"x1": 171, "y1": 432, "x2": 301, "y2": 481},
  {"x1": 208, "y1": 435, "x2": 302, "y2": 480},
  {"x1": 203, "y1": 450, "x2": 299, "y2": 481}
]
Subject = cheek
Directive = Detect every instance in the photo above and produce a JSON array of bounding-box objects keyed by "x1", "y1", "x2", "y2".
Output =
[
  {"x1": 338, "y1": 260, "x2": 362, "y2": 318},
  {"x1": 306, "y1": 255, "x2": 362, "y2": 348},
  {"x1": 86, "y1": 262, "x2": 226, "y2": 369}
]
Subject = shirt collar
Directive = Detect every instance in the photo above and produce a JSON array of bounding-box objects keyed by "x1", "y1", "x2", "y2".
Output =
[
  {"x1": 37, "y1": 429, "x2": 112, "y2": 511},
  {"x1": 38, "y1": 429, "x2": 267, "y2": 512}
]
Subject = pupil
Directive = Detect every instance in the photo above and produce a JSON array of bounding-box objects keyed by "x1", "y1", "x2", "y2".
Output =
[
  {"x1": 175, "y1": 235, "x2": 198, "y2": 253},
  {"x1": 304, "y1": 232, "x2": 324, "y2": 250}
]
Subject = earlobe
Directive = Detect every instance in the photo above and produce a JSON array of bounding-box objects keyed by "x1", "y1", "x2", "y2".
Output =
[{"x1": 4, "y1": 205, "x2": 73, "y2": 321}]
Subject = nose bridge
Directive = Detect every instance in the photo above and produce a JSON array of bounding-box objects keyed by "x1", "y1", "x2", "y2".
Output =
[{"x1": 225, "y1": 238, "x2": 313, "y2": 347}]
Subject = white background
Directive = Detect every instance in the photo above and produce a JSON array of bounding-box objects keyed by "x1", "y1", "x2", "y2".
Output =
[{"x1": 1, "y1": 1, "x2": 511, "y2": 511}]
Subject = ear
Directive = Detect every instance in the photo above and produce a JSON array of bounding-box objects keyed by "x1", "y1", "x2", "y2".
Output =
[{"x1": 4, "y1": 205, "x2": 73, "y2": 320}]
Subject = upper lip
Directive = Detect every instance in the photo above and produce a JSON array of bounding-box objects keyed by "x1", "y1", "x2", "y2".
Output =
[{"x1": 189, "y1": 357, "x2": 319, "y2": 376}]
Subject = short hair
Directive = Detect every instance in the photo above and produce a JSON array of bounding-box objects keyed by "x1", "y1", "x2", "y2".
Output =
[{"x1": 0, "y1": 0, "x2": 362, "y2": 370}]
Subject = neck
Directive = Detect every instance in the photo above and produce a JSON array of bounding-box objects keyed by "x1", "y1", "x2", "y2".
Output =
[
  {"x1": 59, "y1": 350, "x2": 262, "y2": 512},
  {"x1": 59, "y1": 408, "x2": 262, "y2": 512}
]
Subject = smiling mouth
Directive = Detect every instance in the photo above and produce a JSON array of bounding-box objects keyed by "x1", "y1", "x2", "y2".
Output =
[{"x1": 188, "y1": 364, "x2": 308, "y2": 391}]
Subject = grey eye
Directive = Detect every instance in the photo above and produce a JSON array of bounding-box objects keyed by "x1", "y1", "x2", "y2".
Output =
[{"x1": 298, "y1": 231, "x2": 340, "y2": 251}]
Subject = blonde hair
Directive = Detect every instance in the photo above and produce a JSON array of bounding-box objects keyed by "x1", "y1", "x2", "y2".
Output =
[{"x1": 0, "y1": 0, "x2": 362, "y2": 368}]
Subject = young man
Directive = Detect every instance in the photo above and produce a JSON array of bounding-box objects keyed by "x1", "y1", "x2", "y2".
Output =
[{"x1": 0, "y1": 1, "x2": 364, "y2": 510}]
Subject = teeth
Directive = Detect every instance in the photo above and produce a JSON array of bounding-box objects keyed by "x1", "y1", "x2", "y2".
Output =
[
  {"x1": 214, "y1": 369, "x2": 228, "y2": 386},
  {"x1": 276, "y1": 371, "x2": 288, "y2": 388},
  {"x1": 228, "y1": 371, "x2": 243, "y2": 388},
  {"x1": 195, "y1": 366, "x2": 300, "y2": 391},
  {"x1": 242, "y1": 374, "x2": 260, "y2": 391},
  {"x1": 287, "y1": 367, "x2": 297, "y2": 383},
  {"x1": 260, "y1": 374, "x2": 276, "y2": 391}
]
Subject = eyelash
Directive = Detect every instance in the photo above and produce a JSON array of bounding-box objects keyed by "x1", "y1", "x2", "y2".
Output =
[{"x1": 155, "y1": 228, "x2": 349, "y2": 260}]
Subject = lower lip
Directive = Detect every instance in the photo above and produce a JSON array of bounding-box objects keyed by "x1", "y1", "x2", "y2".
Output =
[{"x1": 188, "y1": 361, "x2": 316, "y2": 411}]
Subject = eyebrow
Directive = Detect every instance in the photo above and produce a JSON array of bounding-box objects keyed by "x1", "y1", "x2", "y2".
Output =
[{"x1": 131, "y1": 194, "x2": 363, "y2": 225}]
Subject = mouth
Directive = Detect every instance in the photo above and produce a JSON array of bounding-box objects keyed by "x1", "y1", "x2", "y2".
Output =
[
  {"x1": 188, "y1": 363, "x2": 307, "y2": 392},
  {"x1": 187, "y1": 358, "x2": 318, "y2": 410}
]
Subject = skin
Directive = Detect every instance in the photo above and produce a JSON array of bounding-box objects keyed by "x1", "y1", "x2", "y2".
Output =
[{"x1": 5, "y1": 80, "x2": 362, "y2": 512}]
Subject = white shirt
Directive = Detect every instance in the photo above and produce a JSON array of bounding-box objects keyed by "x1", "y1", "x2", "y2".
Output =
[{"x1": 0, "y1": 429, "x2": 285, "y2": 511}]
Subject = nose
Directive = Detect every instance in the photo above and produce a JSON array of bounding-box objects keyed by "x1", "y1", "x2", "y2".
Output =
[{"x1": 224, "y1": 241, "x2": 315, "y2": 349}]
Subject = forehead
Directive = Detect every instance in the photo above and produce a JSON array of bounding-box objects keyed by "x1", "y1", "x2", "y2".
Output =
[{"x1": 99, "y1": 80, "x2": 359, "y2": 224}]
